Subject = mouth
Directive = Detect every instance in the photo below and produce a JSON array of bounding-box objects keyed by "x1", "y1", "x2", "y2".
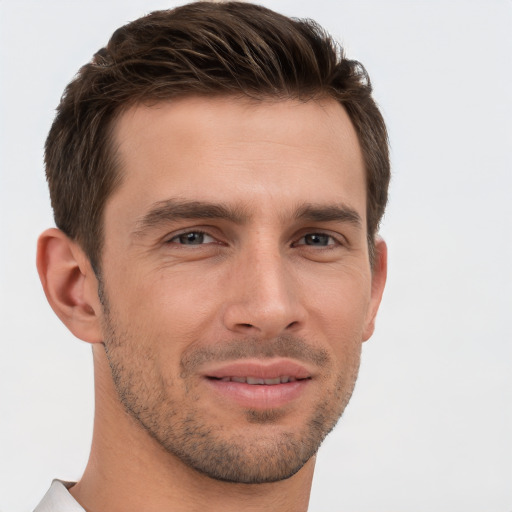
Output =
[
  {"x1": 202, "y1": 360, "x2": 313, "y2": 409},
  {"x1": 209, "y1": 375, "x2": 307, "y2": 385}
]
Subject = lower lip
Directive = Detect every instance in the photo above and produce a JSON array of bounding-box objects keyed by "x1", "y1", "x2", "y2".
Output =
[{"x1": 205, "y1": 378, "x2": 309, "y2": 409}]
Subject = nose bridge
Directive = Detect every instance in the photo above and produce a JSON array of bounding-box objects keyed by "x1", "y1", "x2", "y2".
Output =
[{"x1": 223, "y1": 237, "x2": 304, "y2": 336}]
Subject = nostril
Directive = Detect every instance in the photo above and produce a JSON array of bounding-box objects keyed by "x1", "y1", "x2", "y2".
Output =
[{"x1": 286, "y1": 321, "x2": 299, "y2": 329}]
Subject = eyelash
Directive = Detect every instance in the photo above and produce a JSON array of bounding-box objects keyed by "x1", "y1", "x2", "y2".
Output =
[
  {"x1": 293, "y1": 233, "x2": 340, "y2": 248},
  {"x1": 166, "y1": 230, "x2": 216, "y2": 246},
  {"x1": 166, "y1": 230, "x2": 343, "y2": 248}
]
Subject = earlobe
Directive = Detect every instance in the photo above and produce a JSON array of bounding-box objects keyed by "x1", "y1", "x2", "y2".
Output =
[
  {"x1": 36, "y1": 228, "x2": 103, "y2": 343},
  {"x1": 362, "y1": 237, "x2": 387, "y2": 341}
]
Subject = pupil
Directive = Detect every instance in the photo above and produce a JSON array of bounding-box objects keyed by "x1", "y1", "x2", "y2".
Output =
[
  {"x1": 181, "y1": 232, "x2": 203, "y2": 244},
  {"x1": 306, "y1": 234, "x2": 328, "y2": 246}
]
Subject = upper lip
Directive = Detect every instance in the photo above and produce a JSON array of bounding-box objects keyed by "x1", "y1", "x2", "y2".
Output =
[{"x1": 203, "y1": 359, "x2": 313, "y2": 381}]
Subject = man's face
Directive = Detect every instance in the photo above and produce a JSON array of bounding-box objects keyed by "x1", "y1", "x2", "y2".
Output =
[{"x1": 98, "y1": 96, "x2": 384, "y2": 483}]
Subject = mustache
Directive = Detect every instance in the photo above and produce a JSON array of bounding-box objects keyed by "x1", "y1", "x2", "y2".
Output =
[{"x1": 180, "y1": 334, "x2": 330, "y2": 376}]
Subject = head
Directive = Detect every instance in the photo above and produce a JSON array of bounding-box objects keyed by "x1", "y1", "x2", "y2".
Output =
[
  {"x1": 38, "y1": 1, "x2": 389, "y2": 487},
  {"x1": 44, "y1": 1, "x2": 389, "y2": 274}
]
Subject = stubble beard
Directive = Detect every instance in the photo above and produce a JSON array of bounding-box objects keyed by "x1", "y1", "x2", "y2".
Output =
[{"x1": 100, "y1": 292, "x2": 361, "y2": 484}]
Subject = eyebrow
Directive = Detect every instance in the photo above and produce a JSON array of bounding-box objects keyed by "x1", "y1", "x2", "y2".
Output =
[
  {"x1": 294, "y1": 203, "x2": 362, "y2": 227},
  {"x1": 132, "y1": 199, "x2": 249, "y2": 237},
  {"x1": 132, "y1": 198, "x2": 362, "y2": 238}
]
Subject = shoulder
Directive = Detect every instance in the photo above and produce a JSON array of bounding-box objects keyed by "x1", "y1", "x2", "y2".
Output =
[{"x1": 33, "y1": 480, "x2": 83, "y2": 512}]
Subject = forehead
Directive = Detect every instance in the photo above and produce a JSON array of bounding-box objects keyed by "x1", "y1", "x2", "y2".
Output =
[{"x1": 108, "y1": 96, "x2": 366, "y2": 224}]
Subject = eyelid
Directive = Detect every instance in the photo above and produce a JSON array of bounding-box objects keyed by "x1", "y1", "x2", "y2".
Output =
[
  {"x1": 166, "y1": 229, "x2": 217, "y2": 244},
  {"x1": 292, "y1": 230, "x2": 347, "y2": 247}
]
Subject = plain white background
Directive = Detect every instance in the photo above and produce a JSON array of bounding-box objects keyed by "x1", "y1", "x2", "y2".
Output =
[{"x1": 1, "y1": 1, "x2": 511, "y2": 511}]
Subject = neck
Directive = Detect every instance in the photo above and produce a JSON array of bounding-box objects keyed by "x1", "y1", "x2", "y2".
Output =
[{"x1": 70, "y1": 347, "x2": 315, "y2": 512}]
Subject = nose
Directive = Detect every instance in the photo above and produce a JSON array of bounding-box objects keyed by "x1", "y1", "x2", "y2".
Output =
[{"x1": 221, "y1": 245, "x2": 307, "y2": 338}]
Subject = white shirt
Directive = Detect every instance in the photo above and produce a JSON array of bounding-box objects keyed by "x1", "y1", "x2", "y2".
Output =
[{"x1": 33, "y1": 480, "x2": 84, "y2": 512}]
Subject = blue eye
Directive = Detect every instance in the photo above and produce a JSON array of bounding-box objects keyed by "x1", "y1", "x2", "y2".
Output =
[
  {"x1": 298, "y1": 234, "x2": 335, "y2": 246},
  {"x1": 169, "y1": 232, "x2": 215, "y2": 245}
]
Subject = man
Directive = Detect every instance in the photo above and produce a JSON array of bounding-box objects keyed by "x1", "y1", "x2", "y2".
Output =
[{"x1": 35, "y1": 2, "x2": 389, "y2": 511}]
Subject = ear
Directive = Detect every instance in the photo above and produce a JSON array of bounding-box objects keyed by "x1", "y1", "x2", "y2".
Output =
[
  {"x1": 362, "y1": 237, "x2": 387, "y2": 341},
  {"x1": 37, "y1": 228, "x2": 103, "y2": 343}
]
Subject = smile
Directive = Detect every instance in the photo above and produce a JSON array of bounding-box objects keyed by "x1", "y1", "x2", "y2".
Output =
[
  {"x1": 202, "y1": 359, "x2": 313, "y2": 409},
  {"x1": 210, "y1": 376, "x2": 306, "y2": 385}
]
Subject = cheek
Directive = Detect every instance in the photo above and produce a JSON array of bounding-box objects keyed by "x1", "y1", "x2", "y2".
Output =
[
  {"x1": 306, "y1": 274, "x2": 371, "y2": 358},
  {"x1": 112, "y1": 268, "x2": 222, "y2": 352}
]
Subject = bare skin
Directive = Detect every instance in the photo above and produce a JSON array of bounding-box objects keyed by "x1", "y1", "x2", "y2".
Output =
[{"x1": 37, "y1": 96, "x2": 387, "y2": 512}]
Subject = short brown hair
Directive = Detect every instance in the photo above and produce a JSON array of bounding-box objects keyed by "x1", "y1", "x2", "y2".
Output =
[{"x1": 45, "y1": 1, "x2": 390, "y2": 273}]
